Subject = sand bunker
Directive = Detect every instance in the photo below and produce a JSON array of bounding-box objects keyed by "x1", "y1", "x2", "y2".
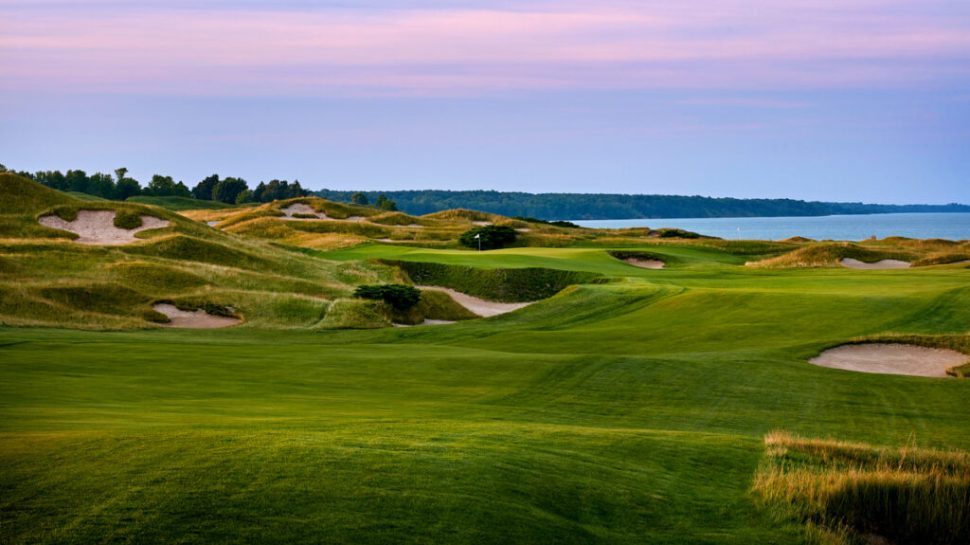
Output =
[
  {"x1": 810, "y1": 343, "x2": 968, "y2": 377},
  {"x1": 841, "y1": 258, "x2": 910, "y2": 270},
  {"x1": 471, "y1": 221, "x2": 492, "y2": 226},
  {"x1": 153, "y1": 304, "x2": 240, "y2": 329},
  {"x1": 39, "y1": 210, "x2": 170, "y2": 245},
  {"x1": 418, "y1": 286, "x2": 532, "y2": 317},
  {"x1": 393, "y1": 319, "x2": 457, "y2": 328},
  {"x1": 623, "y1": 258, "x2": 665, "y2": 270},
  {"x1": 281, "y1": 203, "x2": 327, "y2": 220}
]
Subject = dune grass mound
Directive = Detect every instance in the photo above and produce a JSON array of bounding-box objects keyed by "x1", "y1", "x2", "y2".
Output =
[
  {"x1": 754, "y1": 432, "x2": 970, "y2": 545},
  {"x1": 748, "y1": 243, "x2": 915, "y2": 268}
]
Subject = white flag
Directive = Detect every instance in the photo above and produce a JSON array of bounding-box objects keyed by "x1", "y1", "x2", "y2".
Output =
[{"x1": 474, "y1": 234, "x2": 481, "y2": 239}]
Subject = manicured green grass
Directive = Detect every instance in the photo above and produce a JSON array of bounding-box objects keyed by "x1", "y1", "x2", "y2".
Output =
[
  {"x1": 2, "y1": 176, "x2": 969, "y2": 544},
  {"x1": 2, "y1": 241, "x2": 969, "y2": 544}
]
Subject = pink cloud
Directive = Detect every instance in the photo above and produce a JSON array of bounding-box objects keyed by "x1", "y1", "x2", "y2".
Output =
[{"x1": 1, "y1": 2, "x2": 968, "y2": 96}]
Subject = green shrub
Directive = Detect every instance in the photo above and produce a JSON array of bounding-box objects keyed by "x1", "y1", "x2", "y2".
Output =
[
  {"x1": 511, "y1": 216, "x2": 580, "y2": 229},
  {"x1": 459, "y1": 225, "x2": 518, "y2": 250},
  {"x1": 655, "y1": 228, "x2": 703, "y2": 239},
  {"x1": 113, "y1": 209, "x2": 144, "y2": 229},
  {"x1": 353, "y1": 284, "x2": 421, "y2": 310}
]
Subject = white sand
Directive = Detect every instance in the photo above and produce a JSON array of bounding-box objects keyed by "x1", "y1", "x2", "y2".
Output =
[
  {"x1": 471, "y1": 221, "x2": 492, "y2": 226},
  {"x1": 841, "y1": 258, "x2": 910, "y2": 270},
  {"x1": 39, "y1": 210, "x2": 170, "y2": 245},
  {"x1": 417, "y1": 286, "x2": 532, "y2": 317},
  {"x1": 153, "y1": 304, "x2": 240, "y2": 329},
  {"x1": 809, "y1": 343, "x2": 967, "y2": 377},
  {"x1": 206, "y1": 220, "x2": 219, "y2": 226},
  {"x1": 281, "y1": 203, "x2": 327, "y2": 220},
  {"x1": 392, "y1": 319, "x2": 457, "y2": 328},
  {"x1": 624, "y1": 258, "x2": 665, "y2": 270}
]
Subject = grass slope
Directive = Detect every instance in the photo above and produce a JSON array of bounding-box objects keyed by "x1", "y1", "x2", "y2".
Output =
[{"x1": 1, "y1": 174, "x2": 969, "y2": 544}]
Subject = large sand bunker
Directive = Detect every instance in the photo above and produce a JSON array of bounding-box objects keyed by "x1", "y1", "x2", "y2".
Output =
[
  {"x1": 841, "y1": 258, "x2": 910, "y2": 270},
  {"x1": 281, "y1": 204, "x2": 366, "y2": 222},
  {"x1": 810, "y1": 343, "x2": 968, "y2": 377},
  {"x1": 623, "y1": 258, "x2": 665, "y2": 270},
  {"x1": 418, "y1": 286, "x2": 532, "y2": 317},
  {"x1": 39, "y1": 210, "x2": 170, "y2": 245},
  {"x1": 153, "y1": 304, "x2": 240, "y2": 329},
  {"x1": 281, "y1": 203, "x2": 327, "y2": 220}
]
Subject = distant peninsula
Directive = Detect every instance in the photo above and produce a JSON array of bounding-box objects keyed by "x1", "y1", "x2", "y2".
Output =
[{"x1": 315, "y1": 189, "x2": 970, "y2": 221}]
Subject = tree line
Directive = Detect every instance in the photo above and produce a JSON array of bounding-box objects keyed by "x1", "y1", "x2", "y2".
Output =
[
  {"x1": 315, "y1": 189, "x2": 970, "y2": 220},
  {"x1": 0, "y1": 164, "x2": 309, "y2": 205}
]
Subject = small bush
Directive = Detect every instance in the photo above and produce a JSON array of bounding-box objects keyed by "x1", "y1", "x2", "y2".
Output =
[
  {"x1": 459, "y1": 225, "x2": 517, "y2": 250},
  {"x1": 113, "y1": 209, "x2": 144, "y2": 230},
  {"x1": 353, "y1": 284, "x2": 421, "y2": 310}
]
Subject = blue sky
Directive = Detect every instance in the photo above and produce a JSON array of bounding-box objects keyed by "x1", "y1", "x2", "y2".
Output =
[{"x1": 2, "y1": 0, "x2": 969, "y2": 203}]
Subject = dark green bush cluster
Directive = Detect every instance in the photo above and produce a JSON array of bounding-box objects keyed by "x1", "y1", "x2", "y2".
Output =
[
  {"x1": 113, "y1": 209, "x2": 144, "y2": 230},
  {"x1": 512, "y1": 216, "x2": 580, "y2": 229},
  {"x1": 459, "y1": 225, "x2": 517, "y2": 250},
  {"x1": 608, "y1": 250, "x2": 666, "y2": 262},
  {"x1": 655, "y1": 228, "x2": 703, "y2": 239},
  {"x1": 353, "y1": 284, "x2": 421, "y2": 310}
]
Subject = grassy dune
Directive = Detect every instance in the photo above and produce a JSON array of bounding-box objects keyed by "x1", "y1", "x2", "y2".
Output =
[{"x1": 1, "y1": 174, "x2": 969, "y2": 544}]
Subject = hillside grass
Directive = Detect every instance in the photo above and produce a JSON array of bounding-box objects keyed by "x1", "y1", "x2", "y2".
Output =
[{"x1": 128, "y1": 195, "x2": 237, "y2": 211}]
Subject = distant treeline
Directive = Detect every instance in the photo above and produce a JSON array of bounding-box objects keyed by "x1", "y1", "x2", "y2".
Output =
[
  {"x1": 1, "y1": 164, "x2": 309, "y2": 205},
  {"x1": 315, "y1": 189, "x2": 970, "y2": 220}
]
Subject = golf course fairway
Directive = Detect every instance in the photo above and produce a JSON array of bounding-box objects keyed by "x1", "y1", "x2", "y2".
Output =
[{"x1": 2, "y1": 239, "x2": 969, "y2": 544}]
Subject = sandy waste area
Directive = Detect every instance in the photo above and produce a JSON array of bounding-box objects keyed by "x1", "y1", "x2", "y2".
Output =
[
  {"x1": 418, "y1": 286, "x2": 532, "y2": 317},
  {"x1": 623, "y1": 258, "x2": 665, "y2": 270},
  {"x1": 39, "y1": 210, "x2": 170, "y2": 245},
  {"x1": 841, "y1": 258, "x2": 910, "y2": 269},
  {"x1": 810, "y1": 343, "x2": 967, "y2": 377},
  {"x1": 153, "y1": 304, "x2": 241, "y2": 329}
]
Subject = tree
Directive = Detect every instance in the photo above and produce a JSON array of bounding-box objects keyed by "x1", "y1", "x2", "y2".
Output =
[
  {"x1": 235, "y1": 189, "x2": 254, "y2": 204},
  {"x1": 192, "y1": 174, "x2": 220, "y2": 200},
  {"x1": 65, "y1": 170, "x2": 89, "y2": 193},
  {"x1": 459, "y1": 225, "x2": 517, "y2": 250},
  {"x1": 375, "y1": 194, "x2": 397, "y2": 211},
  {"x1": 147, "y1": 174, "x2": 181, "y2": 197},
  {"x1": 88, "y1": 172, "x2": 116, "y2": 199},
  {"x1": 353, "y1": 284, "x2": 421, "y2": 310},
  {"x1": 351, "y1": 192, "x2": 369, "y2": 206},
  {"x1": 114, "y1": 167, "x2": 128, "y2": 186},
  {"x1": 212, "y1": 177, "x2": 249, "y2": 204},
  {"x1": 116, "y1": 177, "x2": 142, "y2": 200}
]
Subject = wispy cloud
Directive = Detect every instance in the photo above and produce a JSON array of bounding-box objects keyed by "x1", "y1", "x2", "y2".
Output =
[{"x1": 2, "y1": 1, "x2": 968, "y2": 96}]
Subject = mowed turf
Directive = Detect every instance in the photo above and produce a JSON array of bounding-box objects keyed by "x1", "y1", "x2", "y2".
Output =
[{"x1": 1, "y1": 244, "x2": 969, "y2": 544}]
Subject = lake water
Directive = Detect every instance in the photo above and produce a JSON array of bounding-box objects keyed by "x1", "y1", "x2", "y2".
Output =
[{"x1": 573, "y1": 213, "x2": 970, "y2": 241}]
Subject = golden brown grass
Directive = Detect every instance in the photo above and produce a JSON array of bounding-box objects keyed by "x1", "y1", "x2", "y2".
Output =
[{"x1": 753, "y1": 431, "x2": 970, "y2": 545}]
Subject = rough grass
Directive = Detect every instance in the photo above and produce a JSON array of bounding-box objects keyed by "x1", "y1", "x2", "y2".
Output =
[
  {"x1": 753, "y1": 432, "x2": 970, "y2": 545},
  {"x1": 128, "y1": 195, "x2": 236, "y2": 211},
  {"x1": 387, "y1": 259, "x2": 602, "y2": 302}
]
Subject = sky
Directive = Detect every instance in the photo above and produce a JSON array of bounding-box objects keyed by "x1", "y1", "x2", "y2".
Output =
[{"x1": 1, "y1": 0, "x2": 969, "y2": 203}]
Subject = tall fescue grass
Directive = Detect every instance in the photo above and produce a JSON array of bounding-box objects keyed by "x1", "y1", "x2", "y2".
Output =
[{"x1": 753, "y1": 431, "x2": 970, "y2": 545}]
